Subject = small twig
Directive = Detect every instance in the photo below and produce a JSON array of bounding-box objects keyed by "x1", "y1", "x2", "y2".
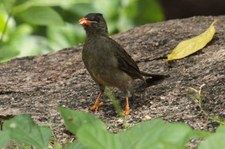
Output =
[{"x1": 188, "y1": 84, "x2": 225, "y2": 125}]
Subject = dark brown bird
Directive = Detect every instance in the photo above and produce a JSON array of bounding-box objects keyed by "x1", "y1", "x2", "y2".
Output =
[{"x1": 79, "y1": 13, "x2": 167, "y2": 115}]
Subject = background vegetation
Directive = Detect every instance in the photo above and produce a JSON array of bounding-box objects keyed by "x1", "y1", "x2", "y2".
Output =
[
  {"x1": 2, "y1": 107, "x2": 225, "y2": 149},
  {"x1": 0, "y1": 0, "x2": 164, "y2": 62}
]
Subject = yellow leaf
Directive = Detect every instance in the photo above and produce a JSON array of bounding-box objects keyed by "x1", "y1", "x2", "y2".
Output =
[{"x1": 167, "y1": 20, "x2": 217, "y2": 61}]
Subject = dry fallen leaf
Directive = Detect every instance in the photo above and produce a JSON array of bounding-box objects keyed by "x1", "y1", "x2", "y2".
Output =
[{"x1": 167, "y1": 20, "x2": 217, "y2": 61}]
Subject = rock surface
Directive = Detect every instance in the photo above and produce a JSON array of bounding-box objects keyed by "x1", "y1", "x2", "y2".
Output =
[{"x1": 0, "y1": 16, "x2": 224, "y2": 143}]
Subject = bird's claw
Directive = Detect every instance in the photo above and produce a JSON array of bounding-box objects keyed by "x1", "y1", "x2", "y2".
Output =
[
  {"x1": 122, "y1": 107, "x2": 130, "y2": 116},
  {"x1": 122, "y1": 110, "x2": 130, "y2": 116},
  {"x1": 90, "y1": 102, "x2": 104, "y2": 111}
]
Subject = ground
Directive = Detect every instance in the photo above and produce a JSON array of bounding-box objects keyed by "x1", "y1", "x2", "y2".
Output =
[{"x1": 0, "y1": 16, "x2": 224, "y2": 144}]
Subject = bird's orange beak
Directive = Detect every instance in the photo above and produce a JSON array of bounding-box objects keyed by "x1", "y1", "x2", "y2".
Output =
[
  {"x1": 79, "y1": 17, "x2": 98, "y2": 26},
  {"x1": 79, "y1": 17, "x2": 92, "y2": 26}
]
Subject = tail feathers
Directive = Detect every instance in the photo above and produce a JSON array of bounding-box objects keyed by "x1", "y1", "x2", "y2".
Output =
[
  {"x1": 140, "y1": 71, "x2": 169, "y2": 78},
  {"x1": 136, "y1": 71, "x2": 169, "y2": 91}
]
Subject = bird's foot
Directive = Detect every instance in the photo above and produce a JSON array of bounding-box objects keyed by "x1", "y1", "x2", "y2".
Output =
[
  {"x1": 121, "y1": 96, "x2": 130, "y2": 116},
  {"x1": 122, "y1": 106, "x2": 130, "y2": 116},
  {"x1": 90, "y1": 102, "x2": 104, "y2": 111}
]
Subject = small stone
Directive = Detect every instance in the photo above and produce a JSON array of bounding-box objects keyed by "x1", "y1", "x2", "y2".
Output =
[
  {"x1": 117, "y1": 118, "x2": 124, "y2": 123},
  {"x1": 160, "y1": 96, "x2": 166, "y2": 100},
  {"x1": 143, "y1": 115, "x2": 151, "y2": 120},
  {"x1": 79, "y1": 98, "x2": 86, "y2": 103}
]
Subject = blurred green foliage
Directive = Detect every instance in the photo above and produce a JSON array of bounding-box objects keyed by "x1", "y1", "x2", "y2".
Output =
[
  {"x1": 2, "y1": 108, "x2": 221, "y2": 149},
  {"x1": 0, "y1": 0, "x2": 164, "y2": 62}
]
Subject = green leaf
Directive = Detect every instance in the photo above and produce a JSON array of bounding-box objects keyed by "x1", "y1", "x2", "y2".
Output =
[
  {"x1": 17, "y1": 7, "x2": 64, "y2": 26},
  {"x1": 0, "y1": 46, "x2": 20, "y2": 62},
  {"x1": 216, "y1": 125, "x2": 225, "y2": 133},
  {"x1": 0, "y1": 0, "x2": 16, "y2": 12},
  {"x1": 167, "y1": 20, "x2": 216, "y2": 61},
  {"x1": 157, "y1": 123, "x2": 193, "y2": 148},
  {"x1": 198, "y1": 125, "x2": 225, "y2": 149},
  {"x1": 53, "y1": 142, "x2": 63, "y2": 149},
  {"x1": 191, "y1": 130, "x2": 211, "y2": 139},
  {"x1": 3, "y1": 114, "x2": 52, "y2": 149},
  {"x1": 47, "y1": 23, "x2": 85, "y2": 51},
  {"x1": 0, "y1": 12, "x2": 5, "y2": 33},
  {"x1": 7, "y1": 23, "x2": 32, "y2": 41},
  {"x1": 16, "y1": 35, "x2": 49, "y2": 57},
  {"x1": 13, "y1": 0, "x2": 90, "y2": 13},
  {"x1": 118, "y1": 119, "x2": 165, "y2": 148},
  {"x1": 0, "y1": 130, "x2": 10, "y2": 149},
  {"x1": 118, "y1": 119, "x2": 194, "y2": 149},
  {"x1": 135, "y1": 0, "x2": 165, "y2": 24},
  {"x1": 63, "y1": 141, "x2": 87, "y2": 149},
  {"x1": 58, "y1": 108, "x2": 197, "y2": 149},
  {"x1": 0, "y1": 24, "x2": 48, "y2": 62},
  {"x1": 58, "y1": 107, "x2": 106, "y2": 134},
  {"x1": 69, "y1": 3, "x2": 95, "y2": 17},
  {"x1": 200, "y1": 133, "x2": 225, "y2": 148},
  {"x1": 77, "y1": 125, "x2": 122, "y2": 149},
  {"x1": 93, "y1": 0, "x2": 120, "y2": 17}
]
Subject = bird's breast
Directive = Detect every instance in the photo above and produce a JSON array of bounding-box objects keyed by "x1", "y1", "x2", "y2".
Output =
[{"x1": 83, "y1": 45, "x2": 118, "y2": 69}]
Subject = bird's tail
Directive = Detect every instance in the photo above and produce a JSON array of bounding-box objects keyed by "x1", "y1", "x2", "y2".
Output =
[
  {"x1": 140, "y1": 71, "x2": 169, "y2": 79},
  {"x1": 135, "y1": 71, "x2": 169, "y2": 92}
]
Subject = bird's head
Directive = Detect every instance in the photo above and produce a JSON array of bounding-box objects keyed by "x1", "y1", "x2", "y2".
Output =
[{"x1": 79, "y1": 13, "x2": 108, "y2": 35}]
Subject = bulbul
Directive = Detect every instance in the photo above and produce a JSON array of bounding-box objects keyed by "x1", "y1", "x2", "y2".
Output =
[{"x1": 79, "y1": 13, "x2": 167, "y2": 115}]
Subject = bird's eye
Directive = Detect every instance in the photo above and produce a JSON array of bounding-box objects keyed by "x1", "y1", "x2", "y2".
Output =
[
  {"x1": 90, "y1": 16, "x2": 100, "y2": 23},
  {"x1": 92, "y1": 18, "x2": 100, "y2": 23},
  {"x1": 90, "y1": 20, "x2": 98, "y2": 24}
]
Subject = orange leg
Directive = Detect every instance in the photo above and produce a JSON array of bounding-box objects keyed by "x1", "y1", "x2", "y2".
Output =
[
  {"x1": 90, "y1": 92, "x2": 104, "y2": 111},
  {"x1": 123, "y1": 96, "x2": 130, "y2": 115}
]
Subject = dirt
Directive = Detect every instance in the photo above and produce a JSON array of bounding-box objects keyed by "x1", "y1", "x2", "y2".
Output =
[{"x1": 0, "y1": 16, "x2": 224, "y2": 144}]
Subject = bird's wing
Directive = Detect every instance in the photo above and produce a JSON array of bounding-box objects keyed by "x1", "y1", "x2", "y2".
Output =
[{"x1": 109, "y1": 38, "x2": 143, "y2": 80}]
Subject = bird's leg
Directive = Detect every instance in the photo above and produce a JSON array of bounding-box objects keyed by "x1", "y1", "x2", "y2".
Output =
[
  {"x1": 122, "y1": 89, "x2": 133, "y2": 116},
  {"x1": 90, "y1": 92, "x2": 104, "y2": 111},
  {"x1": 123, "y1": 96, "x2": 130, "y2": 115}
]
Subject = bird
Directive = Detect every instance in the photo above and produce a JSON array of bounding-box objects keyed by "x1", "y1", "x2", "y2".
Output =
[{"x1": 79, "y1": 13, "x2": 168, "y2": 115}]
